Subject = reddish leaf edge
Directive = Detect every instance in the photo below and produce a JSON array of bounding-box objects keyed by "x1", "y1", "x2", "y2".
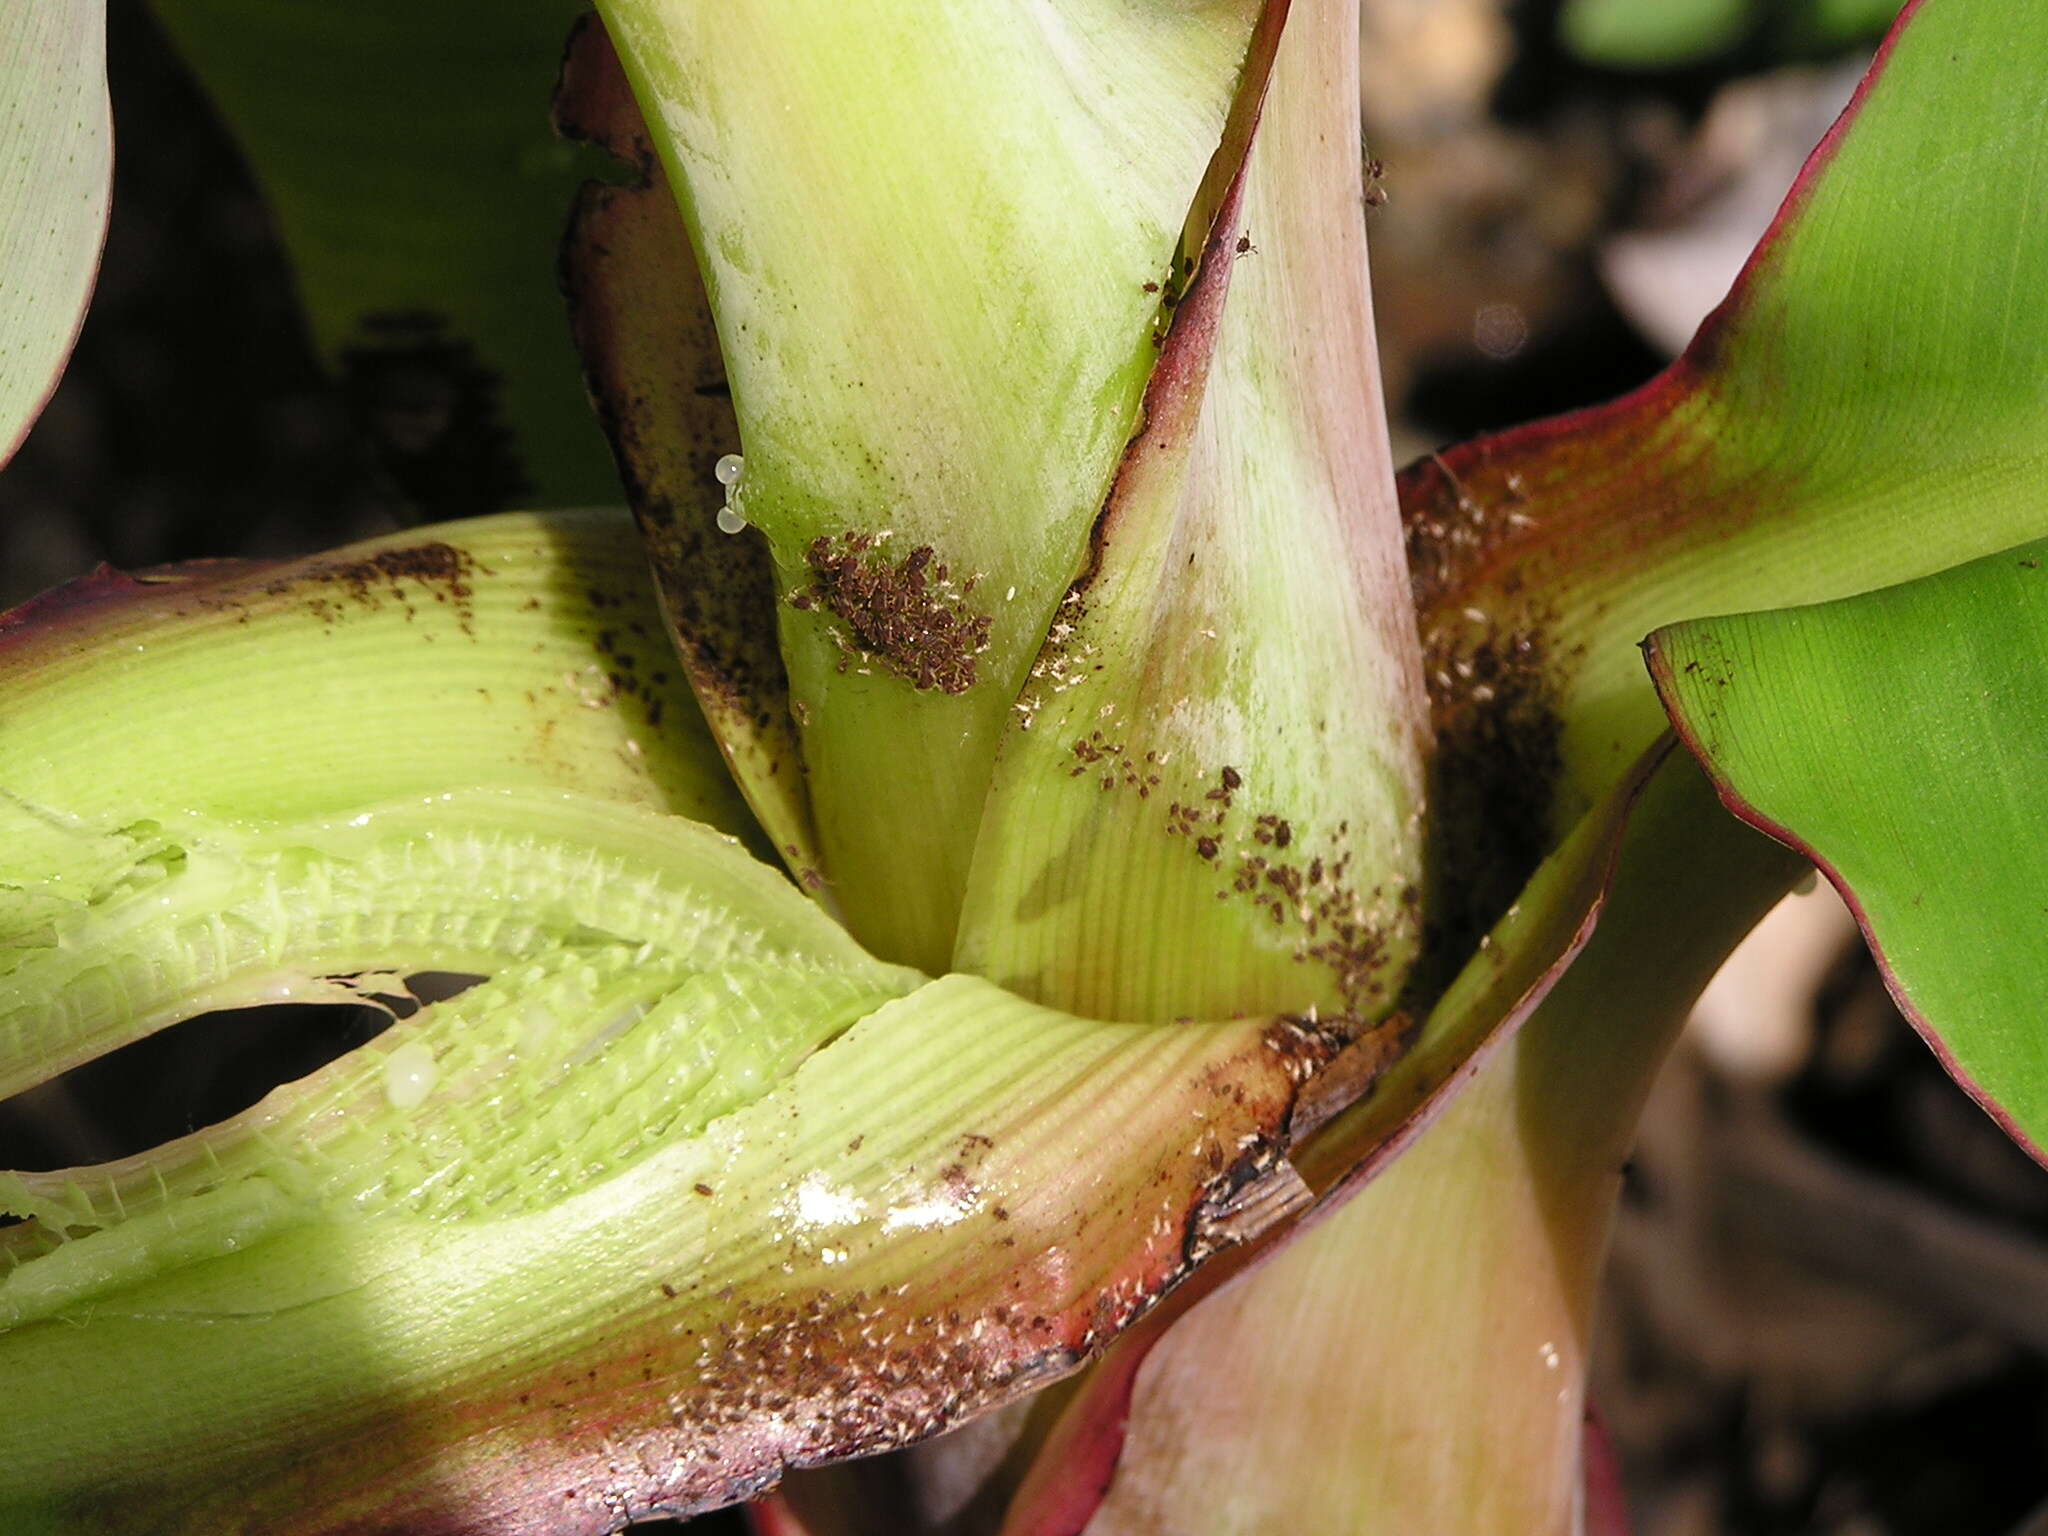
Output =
[
  {"x1": 996, "y1": 733, "x2": 1681, "y2": 1536},
  {"x1": 1583, "y1": 1405, "x2": 1633, "y2": 1536},
  {"x1": 1397, "y1": 0, "x2": 1924, "y2": 522},
  {"x1": 2, "y1": 224, "x2": 109, "y2": 473},
  {"x1": 1293, "y1": 733, "x2": 1676, "y2": 1209},
  {"x1": 1645, "y1": 632, "x2": 2048, "y2": 1170},
  {"x1": 982, "y1": 0, "x2": 1286, "y2": 626},
  {"x1": 0, "y1": 559, "x2": 267, "y2": 655}
]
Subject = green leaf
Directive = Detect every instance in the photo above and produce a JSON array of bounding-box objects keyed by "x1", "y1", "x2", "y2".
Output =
[
  {"x1": 1650, "y1": 538, "x2": 2048, "y2": 1157},
  {"x1": 0, "y1": 786, "x2": 866, "y2": 1108},
  {"x1": 1016, "y1": 754, "x2": 1804, "y2": 1535},
  {"x1": 0, "y1": 2, "x2": 109, "y2": 467},
  {"x1": 148, "y1": 0, "x2": 616, "y2": 509},
  {"x1": 590, "y1": 0, "x2": 1273, "y2": 969},
  {"x1": 952, "y1": 0, "x2": 1429, "y2": 1025},
  {"x1": 0, "y1": 509, "x2": 757, "y2": 876},
  {"x1": 2, "y1": 961, "x2": 1324, "y2": 1529},
  {"x1": 1401, "y1": 0, "x2": 2048, "y2": 945},
  {"x1": 0, "y1": 500, "x2": 1338, "y2": 1525}
]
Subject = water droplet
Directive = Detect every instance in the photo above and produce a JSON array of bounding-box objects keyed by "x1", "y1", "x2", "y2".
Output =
[
  {"x1": 716, "y1": 505, "x2": 749, "y2": 535},
  {"x1": 383, "y1": 1042, "x2": 440, "y2": 1109},
  {"x1": 714, "y1": 453, "x2": 744, "y2": 487}
]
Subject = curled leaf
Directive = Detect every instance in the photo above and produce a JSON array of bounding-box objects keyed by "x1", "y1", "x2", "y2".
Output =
[
  {"x1": 1402, "y1": 0, "x2": 2048, "y2": 946},
  {"x1": 0, "y1": 510, "x2": 755, "y2": 859},
  {"x1": 0, "y1": 508, "x2": 1334, "y2": 1529},
  {"x1": 1651, "y1": 538, "x2": 2048, "y2": 1159},
  {"x1": 954, "y1": 0, "x2": 1429, "y2": 1027},
  {"x1": 3, "y1": 958, "x2": 1326, "y2": 1530},
  {"x1": 591, "y1": 0, "x2": 1276, "y2": 968}
]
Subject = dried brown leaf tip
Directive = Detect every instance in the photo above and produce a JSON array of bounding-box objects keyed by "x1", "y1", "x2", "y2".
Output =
[{"x1": 789, "y1": 532, "x2": 992, "y2": 695}]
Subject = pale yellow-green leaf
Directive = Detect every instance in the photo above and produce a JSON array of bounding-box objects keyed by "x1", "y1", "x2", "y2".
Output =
[
  {"x1": 595, "y1": 0, "x2": 1269, "y2": 968},
  {"x1": 954, "y1": 0, "x2": 1427, "y2": 1024}
]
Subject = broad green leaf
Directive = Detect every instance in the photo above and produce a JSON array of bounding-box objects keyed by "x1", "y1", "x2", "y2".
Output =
[
  {"x1": 0, "y1": 509, "x2": 757, "y2": 878},
  {"x1": 592, "y1": 0, "x2": 1272, "y2": 969},
  {"x1": 148, "y1": 0, "x2": 615, "y2": 509},
  {"x1": 557, "y1": 17, "x2": 822, "y2": 891},
  {"x1": 1029, "y1": 756, "x2": 1803, "y2": 1536},
  {"x1": 1650, "y1": 538, "x2": 2048, "y2": 1157},
  {"x1": 1401, "y1": 0, "x2": 2048, "y2": 947},
  {"x1": 2, "y1": 959, "x2": 1324, "y2": 1530},
  {"x1": 0, "y1": 2, "x2": 109, "y2": 467},
  {"x1": 953, "y1": 0, "x2": 1430, "y2": 1025}
]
